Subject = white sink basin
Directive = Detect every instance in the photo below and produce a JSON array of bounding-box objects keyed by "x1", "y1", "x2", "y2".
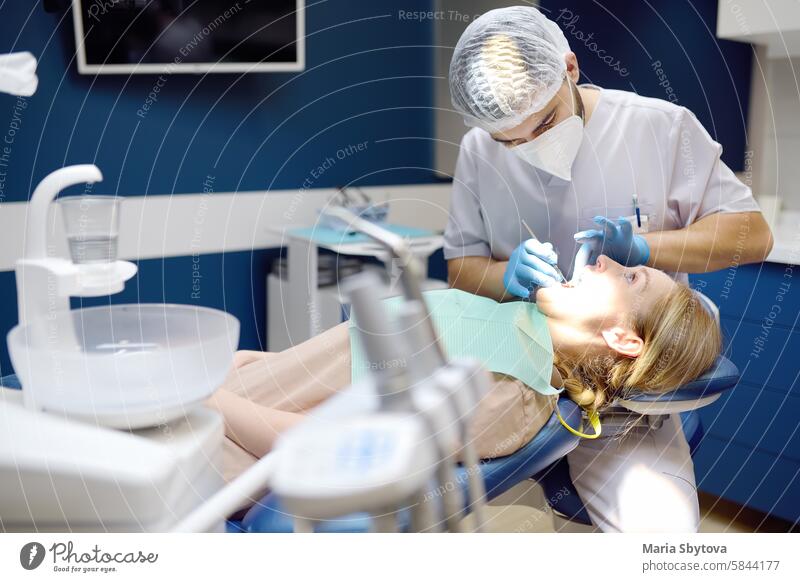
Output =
[{"x1": 7, "y1": 304, "x2": 240, "y2": 429}]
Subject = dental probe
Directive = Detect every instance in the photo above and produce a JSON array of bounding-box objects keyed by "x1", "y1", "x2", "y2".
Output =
[{"x1": 521, "y1": 220, "x2": 567, "y2": 284}]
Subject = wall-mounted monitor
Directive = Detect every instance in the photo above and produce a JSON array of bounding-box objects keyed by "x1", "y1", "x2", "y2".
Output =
[{"x1": 72, "y1": 0, "x2": 305, "y2": 74}]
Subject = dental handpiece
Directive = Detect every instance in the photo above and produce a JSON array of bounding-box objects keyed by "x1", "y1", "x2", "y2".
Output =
[{"x1": 521, "y1": 220, "x2": 567, "y2": 284}]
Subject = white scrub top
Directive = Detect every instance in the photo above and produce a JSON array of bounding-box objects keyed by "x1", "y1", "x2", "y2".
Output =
[{"x1": 443, "y1": 86, "x2": 759, "y2": 281}]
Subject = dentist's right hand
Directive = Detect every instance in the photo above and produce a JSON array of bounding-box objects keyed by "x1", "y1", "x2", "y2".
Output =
[{"x1": 503, "y1": 239, "x2": 561, "y2": 298}]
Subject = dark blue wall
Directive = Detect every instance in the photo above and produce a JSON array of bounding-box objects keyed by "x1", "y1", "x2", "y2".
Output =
[
  {"x1": 0, "y1": 1, "x2": 437, "y2": 375},
  {"x1": 540, "y1": 0, "x2": 753, "y2": 171},
  {"x1": 0, "y1": 2, "x2": 436, "y2": 200}
]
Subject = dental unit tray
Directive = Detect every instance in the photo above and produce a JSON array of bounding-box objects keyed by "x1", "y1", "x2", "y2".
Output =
[
  {"x1": 288, "y1": 223, "x2": 435, "y2": 246},
  {"x1": 317, "y1": 187, "x2": 389, "y2": 232}
]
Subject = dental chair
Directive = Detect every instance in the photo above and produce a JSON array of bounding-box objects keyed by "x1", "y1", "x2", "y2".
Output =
[
  {"x1": 238, "y1": 396, "x2": 583, "y2": 533},
  {"x1": 533, "y1": 353, "x2": 738, "y2": 530},
  {"x1": 234, "y1": 292, "x2": 739, "y2": 533}
]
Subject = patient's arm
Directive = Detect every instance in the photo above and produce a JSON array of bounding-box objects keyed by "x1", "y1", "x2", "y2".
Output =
[
  {"x1": 207, "y1": 389, "x2": 305, "y2": 458},
  {"x1": 207, "y1": 324, "x2": 354, "y2": 458}
]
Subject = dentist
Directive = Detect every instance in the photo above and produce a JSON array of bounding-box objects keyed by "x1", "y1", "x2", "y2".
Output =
[{"x1": 443, "y1": 6, "x2": 773, "y2": 532}]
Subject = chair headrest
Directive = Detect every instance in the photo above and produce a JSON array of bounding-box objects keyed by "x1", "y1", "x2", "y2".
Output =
[{"x1": 623, "y1": 354, "x2": 739, "y2": 403}]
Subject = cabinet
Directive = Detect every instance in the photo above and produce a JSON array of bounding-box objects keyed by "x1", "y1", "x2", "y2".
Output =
[
  {"x1": 266, "y1": 226, "x2": 446, "y2": 352},
  {"x1": 689, "y1": 261, "x2": 800, "y2": 522}
]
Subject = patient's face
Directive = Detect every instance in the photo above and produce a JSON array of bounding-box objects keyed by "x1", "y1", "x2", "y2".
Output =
[{"x1": 535, "y1": 256, "x2": 675, "y2": 330}]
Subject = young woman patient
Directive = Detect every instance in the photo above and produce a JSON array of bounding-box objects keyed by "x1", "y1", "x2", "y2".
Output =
[{"x1": 209, "y1": 255, "x2": 721, "y2": 482}]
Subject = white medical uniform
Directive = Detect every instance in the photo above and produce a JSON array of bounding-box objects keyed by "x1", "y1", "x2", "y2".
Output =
[
  {"x1": 444, "y1": 86, "x2": 759, "y2": 283},
  {"x1": 444, "y1": 86, "x2": 759, "y2": 532}
]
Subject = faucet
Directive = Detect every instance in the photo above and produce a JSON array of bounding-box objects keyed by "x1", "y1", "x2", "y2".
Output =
[{"x1": 15, "y1": 164, "x2": 138, "y2": 327}]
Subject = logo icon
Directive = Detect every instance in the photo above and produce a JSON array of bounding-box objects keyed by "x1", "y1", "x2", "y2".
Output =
[{"x1": 20, "y1": 542, "x2": 46, "y2": 570}]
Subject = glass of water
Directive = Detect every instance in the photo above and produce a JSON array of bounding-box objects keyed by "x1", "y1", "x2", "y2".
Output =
[{"x1": 58, "y1": 195, "x2": 121, "y2": 264}]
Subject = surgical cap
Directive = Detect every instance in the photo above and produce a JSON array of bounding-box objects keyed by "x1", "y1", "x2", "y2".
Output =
[{"x1": 449, "y1": 6, "x2": 571, "y2": 133}]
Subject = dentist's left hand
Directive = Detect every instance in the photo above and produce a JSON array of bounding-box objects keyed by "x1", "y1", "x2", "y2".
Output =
[
  {"x1": 573, "y1": 216, "x2": 650, "y2": 267},
  {"x1": 503, "y1": 239, "x2": 561, "y2": 299}
]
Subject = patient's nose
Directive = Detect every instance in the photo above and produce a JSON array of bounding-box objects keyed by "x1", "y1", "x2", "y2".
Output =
[{"x1": 595, "y1": 255, "x2": 622, "y2": 274}]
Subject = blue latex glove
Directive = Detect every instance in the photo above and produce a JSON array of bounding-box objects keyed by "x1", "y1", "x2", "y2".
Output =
[
  {"x1": 503, "y1": 239, "x2": 561, "y2": 298},
  {"x1": 573, "y1": 216, "x2": 650, "y2": 267}
]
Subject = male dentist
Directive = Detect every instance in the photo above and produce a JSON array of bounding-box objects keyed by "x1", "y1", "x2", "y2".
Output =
[{"x1": 444, "y1": 6, "x2": 773, "y2": 532}]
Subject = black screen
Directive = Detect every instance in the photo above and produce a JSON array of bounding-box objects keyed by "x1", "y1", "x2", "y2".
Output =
[{"x1": 78, "y1": 0, "x2": 298, "y2": 67}]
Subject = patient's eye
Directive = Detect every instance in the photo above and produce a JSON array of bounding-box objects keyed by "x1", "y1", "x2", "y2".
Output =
[{"x1": 624, "y1": 271, "x2": 636, "y2": 284}]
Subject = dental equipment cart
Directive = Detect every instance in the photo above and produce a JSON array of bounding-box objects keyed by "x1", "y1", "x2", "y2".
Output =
[{"x1": 266, "y1": 224, "x2": 445, "y2": 351}]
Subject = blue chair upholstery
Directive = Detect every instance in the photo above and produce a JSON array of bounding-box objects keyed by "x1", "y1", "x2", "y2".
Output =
[
  {"x1": 0, "y1": 374, "x2": 22, "y2": 390},
  {"x1": 532, "y1": 456, "x2": 591, "y2": 525},
  {"x1": 242, "y1": 398, "x2": 583, "y2": 532},
  {"x1": 619, "y1": 355, "x2": 738, "y2": 403},
  {"x1": 469, "y1": 397, "x2": 581, "y2": 500},
  {"x1": 532, "y1": 410, "x2": 708, "y2": 527},
  {"x1": 680, "y1": 410, "x2": 705, "y2": 455},
  {"x1": 533, "y1": 355, "x2": 739, "y2": 527}
]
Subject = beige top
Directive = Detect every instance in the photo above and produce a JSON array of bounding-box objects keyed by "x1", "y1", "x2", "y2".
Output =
[{"x1": 214, "y1": 322, "x2": 557, "y2": 487}]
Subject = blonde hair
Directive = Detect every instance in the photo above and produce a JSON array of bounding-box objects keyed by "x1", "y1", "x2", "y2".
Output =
[{"x1": 554, "y1": 284, "x2": 722, "y2": 413}]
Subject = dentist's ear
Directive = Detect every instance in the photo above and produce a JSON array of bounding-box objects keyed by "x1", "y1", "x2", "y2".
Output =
[
  {"x1": 565, "y1": 52, "x2": 580, "y2": 83},
  {"x1": 601, "y1": 327, "x2": 643, "y2": 358}
]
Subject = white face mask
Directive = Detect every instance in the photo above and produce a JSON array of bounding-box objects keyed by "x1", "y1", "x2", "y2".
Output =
[{"x1": 510, "y1": 79, "x2": 584, "y2": 181}]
